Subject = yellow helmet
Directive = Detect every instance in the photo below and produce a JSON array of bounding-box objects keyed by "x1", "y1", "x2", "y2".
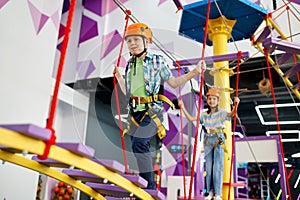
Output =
[
  {"x1": 125, "y1": 23, "x2": 153, "y2": 43},
  {"x1": 206, "y1": 88, "x2": 220, "y2": 98}
]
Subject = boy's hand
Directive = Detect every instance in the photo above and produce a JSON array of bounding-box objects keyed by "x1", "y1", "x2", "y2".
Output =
[
  {"x1": 113, "y1": 65, "x2": 122, "y2": 79},
  {"x1": 196, "y1": 60, "x2": 206, "y2": 74}
]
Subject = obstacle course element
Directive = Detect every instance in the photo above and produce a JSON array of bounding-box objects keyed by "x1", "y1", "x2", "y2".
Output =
[
  {"x1": 0, "y1": 124, "x2": 165, "y2": 200},
  {"x1": 178, "y1": 0, "x2": 267, "y2": 199},
  {"x1": 252, "y1": 16, "x2": 300, "y2": 100}
]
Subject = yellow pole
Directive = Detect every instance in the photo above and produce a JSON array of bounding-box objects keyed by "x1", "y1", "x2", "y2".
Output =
[{"x1": 207, "y1": 16, "x2": 236, "y2": 199}]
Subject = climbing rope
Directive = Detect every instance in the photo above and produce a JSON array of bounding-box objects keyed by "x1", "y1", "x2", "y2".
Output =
[
  {"x1": 264, "y1": 47, "x2": 292, "y2": 200},
  {"x1": 188, "y1": 1, "x2": 211, "y2": 199},
  {"x1": 177, "y1": 61, "x2": 187, "y2": 200},
  {"x1": 38, "y1": 0, "x2": 77, "y2": 160},
  {"x1": 227, "y1": 51, "x2": 242, "y2": 200},
  {"x1": 113, "y1": 9, "x2": 131, "y2": 174}
]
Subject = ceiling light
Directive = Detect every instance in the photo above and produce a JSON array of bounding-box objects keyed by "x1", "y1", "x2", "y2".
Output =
[
  {"x1": 292, "y1": 152, "x2": 300, "y2": 158},
  {"x1": 255, "y1": 103, "x2": 300, "y2": 125},
  {"x1": 266, "y1": 130, "x2": 300, "y2": 142}
]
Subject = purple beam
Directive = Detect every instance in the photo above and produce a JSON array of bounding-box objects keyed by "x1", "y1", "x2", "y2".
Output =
[
  {"x1": 289, "y1": 0, "x2": 300, "y2": 5},
  {"x1": 284, "y1": 63, "x2": 300, "y2": 77},
  {"x1": 263, "y1": 37, "x2": 300, "y2": 54},
  {"x1": 256, "y1": 26, "x2": 271, "y2": 43},
  {"x1": 292, "y1": 82, "x2": 300, "y2": 89},
  {"x1": 173, "y1": 52, "x2": 249, "y2": 66}
]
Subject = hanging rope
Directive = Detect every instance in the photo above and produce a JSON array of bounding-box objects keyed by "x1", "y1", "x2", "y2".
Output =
[
  {"x1": 113, "y1": 9, "x2": 131, "y2": 174},
  {"x1": 264, "y1": 47, "x2": 292, "y2": 200},
  {"x1": 188, "y1": 1, "x2": 211, "y2": 199},
  {"x1": 38, "y1": 0, "x2": 77, "y2": 160},
  {"x1": 227, "y1": 51, "x2": 242, "y2": 200},
  {"x1": 177, "y1": 61, "x2": 187, "y2": 200}
]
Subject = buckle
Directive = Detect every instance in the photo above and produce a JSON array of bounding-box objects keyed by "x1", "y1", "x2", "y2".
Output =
[{"x1": 152, "y1": 94, "x2": 158, "y2": 101}]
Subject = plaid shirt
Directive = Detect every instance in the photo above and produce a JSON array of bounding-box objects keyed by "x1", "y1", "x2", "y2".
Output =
[
  {"x1": 125, "y1": 52, "x2": 172, "y2": 96},
  {"x1": 125, "y1": 52, "x2": 173, "y2": 111}
]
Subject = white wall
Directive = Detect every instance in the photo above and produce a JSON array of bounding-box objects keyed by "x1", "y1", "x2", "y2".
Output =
[{"x1": 0, "y1": 1, "x2": 63, "y2": 199}]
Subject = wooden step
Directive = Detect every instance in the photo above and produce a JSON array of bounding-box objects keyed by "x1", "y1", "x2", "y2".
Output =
[
  {"x1": 0, "y1": 124, "x2": 51, "y2": 153},
  {"x1": 63, "y1": 169, "x2": 147, "y2": 188},
  {"x1": 91, "y1": 158, "x2": 125, "y2": 174},
  {"x1": 32, "y1": 156, "x2": 70, "y2": 168},
  {"x1": 0, "y1": 124, "x2": 51, "y2": 140},
  {"x1": 86, "y1": 182, "x2": 165, "y2": 200},
  {"x1": 56, "y1": 142, "x2": 95, "y2": 158},
  {"x1": 283, "y1": 63, "x2": 300, "y2": 78},
  {"x1": 31, "y1": 143, "x2": 95, "y2": 167}
]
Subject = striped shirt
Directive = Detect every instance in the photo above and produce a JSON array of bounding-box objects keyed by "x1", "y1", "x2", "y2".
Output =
[{"x1": 201, "y1": 109, "x2": 231, "y2": 130}]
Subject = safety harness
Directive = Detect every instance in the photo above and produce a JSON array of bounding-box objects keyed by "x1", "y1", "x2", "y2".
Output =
[
  {"x1": 123, "y1": 94, "x2": 174, "y2": 140},
  {"x1": 203, "y1": 127, "x2": 228, "y2": 154}
]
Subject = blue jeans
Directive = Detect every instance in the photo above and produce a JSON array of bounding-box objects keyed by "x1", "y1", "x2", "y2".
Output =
[
  {"x1": 129, "y1": 111, "x2": 161, "y2": 190},
  {"x1": 204, "y1": 133, "x2": 225, "y2": 196}
]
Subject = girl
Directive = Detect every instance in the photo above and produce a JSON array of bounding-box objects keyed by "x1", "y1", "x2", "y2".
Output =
[{"x1": 178, "y1": 88, "x2": 240, "y2": 200}]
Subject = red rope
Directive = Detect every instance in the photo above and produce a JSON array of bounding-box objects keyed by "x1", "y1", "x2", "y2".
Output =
[
  {"x1": 264, "y1": 48, "x2": 292, "y2": 200},
  {"x1": 188, "y1": 1, "x2": 211, "y2": 199},
  {"x1": 177, "y1": 61, "x2": 187, "y2": 200},
  {"x1": 227, "y1": 51, "x2": 242, "y2": 200},
  {"x1": 38, "y1": 0, "x2": 76, "y2": 160},
  {"x1": 114, "y1": 10, "x2": 131, "y2": 174}
]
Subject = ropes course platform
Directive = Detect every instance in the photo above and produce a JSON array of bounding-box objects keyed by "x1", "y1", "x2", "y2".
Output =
[{"x1": 0, "y1": 124, "x2": 165, "y2": 200}]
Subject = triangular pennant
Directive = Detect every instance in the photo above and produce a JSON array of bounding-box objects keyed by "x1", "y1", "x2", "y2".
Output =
[
  {"x1": 100, "y1": 30, "x2": 121, "y2": 59},
  {"x1": 78, "y1": 14, "x2": 98, "y2": 45}
]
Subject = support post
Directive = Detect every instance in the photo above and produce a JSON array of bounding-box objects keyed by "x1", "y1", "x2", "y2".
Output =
[{"x1": 207, "y1": 15, "x2": 236, "y2": 199}]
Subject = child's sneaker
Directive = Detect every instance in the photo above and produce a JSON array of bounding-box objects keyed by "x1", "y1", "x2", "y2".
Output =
[
  {"x1": 204, "y1": 191, "x2": 214, "y2": 200},
  {"x1": 214, "y1": 196, "x2": 222, "y2": 200}
]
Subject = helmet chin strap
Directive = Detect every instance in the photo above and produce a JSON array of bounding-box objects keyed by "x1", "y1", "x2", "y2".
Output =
[{"x1": 130, "y1": 37, "x2": 147, "y2": 76}]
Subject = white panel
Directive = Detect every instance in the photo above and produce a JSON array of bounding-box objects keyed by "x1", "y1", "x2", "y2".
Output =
[
  {"x1": 0, "y1": 160, "x2": 38, "y2": 200},
  {"x1": 0, "y1": 0, "x2": 62, "y2": 126},
  {"x1": 235, "y1": 139, "x2": 279, "y2": 163},
  {"x1": 167, "y1": 176, "x2": 193, "y2": 200}
]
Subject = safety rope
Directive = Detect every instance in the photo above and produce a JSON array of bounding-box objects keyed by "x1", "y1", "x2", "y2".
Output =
[
  {"x1": 38, "y1": 0, "x2": 76, "y2": 160},
  {"x1": 264, "y1": 47, "x2": 292, "y2": 200},
  {"x1": 227, "y1": 51, "x2": 242, "y2": 200},
  {"x1": 177, "y1": 61, "x2": 187, "y2": 200},
  {"x1": 113, "y1": 10, "x2": 131, "y2": 174},
  {"x1": 188, "y1": 1, "x2": 211, "y2": 199}
]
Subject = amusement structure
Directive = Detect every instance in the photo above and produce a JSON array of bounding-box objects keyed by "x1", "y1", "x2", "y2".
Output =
[{"x1": 0, "y1": 0, "x2": 299, "y2": 200}]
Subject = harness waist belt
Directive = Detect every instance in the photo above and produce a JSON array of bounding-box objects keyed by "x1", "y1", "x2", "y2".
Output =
[{"x1": 130, "y1": 94, "x2": 174, "y2": 109}]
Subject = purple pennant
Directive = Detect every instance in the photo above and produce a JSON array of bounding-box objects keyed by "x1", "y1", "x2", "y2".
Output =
[
  {"x1": 28, "y1": 0, "x2": 50, "y2": 34},
  {"x1": 100, "y1": 30, "x2": 122, "y2": 60},
  {"x1": 78, "y1": 14, "x2": 98, "y2": 45},
  {"x1": 62, "y1": 0, "x2": 70, "y2": 14},
  {"x1": 76, "y1": 60, "x2": 96, "y2": 79},
  {"x1": 0, "y1": 0, "x2": 9, "y2": 9}
]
